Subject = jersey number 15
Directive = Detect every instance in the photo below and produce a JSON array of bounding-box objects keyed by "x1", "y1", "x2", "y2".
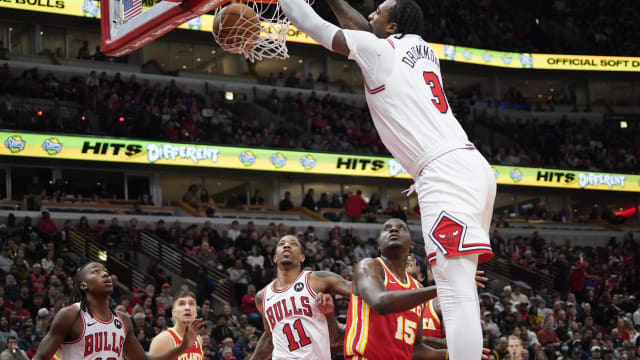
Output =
[{"x1": 423, "y1": 72, "x2": 449, "y2": 114}]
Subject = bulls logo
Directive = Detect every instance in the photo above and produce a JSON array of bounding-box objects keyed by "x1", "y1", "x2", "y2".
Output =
[
  {"x1": 294, "y1": 283, "x2": 304, "y2": 292},
  {"x1": 428, "y1": 211, "x2": 467, "y2": 255}
]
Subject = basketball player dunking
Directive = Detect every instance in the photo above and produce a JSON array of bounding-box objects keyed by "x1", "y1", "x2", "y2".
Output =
[
  {"x1": 33, "y1": 262, "x2": 204, "y2": 360},
  {"x1": 250, "y1": 235, "x2": 353, "y2": 360},
  {"x1": 149, "y1": 290, "x2": 203, "y2": 360},
  {"x1": 278, "y1": 1, "x2": 496, "y2": 359},
  {"x1": 344, "y1": 219, "x2": 489, "y2": 360}
]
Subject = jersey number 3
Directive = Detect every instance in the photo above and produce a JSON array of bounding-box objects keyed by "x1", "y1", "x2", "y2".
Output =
[
  {"x1": 283, "y1": 319, "x2": 312, "y2": 351},
  {"x1": 423, "y1": 72, "x2": 449, "y2": 114}
]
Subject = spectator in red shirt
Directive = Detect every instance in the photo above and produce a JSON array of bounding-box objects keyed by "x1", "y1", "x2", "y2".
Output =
[
  {"x1": 536, "y1": 310, "x2": 560, "y2": 346},
  {"x1": 37, "y1": 211, "x2": 58, "y2": 236},
  {"x1": 241, "y1": 284, "x2": 261, "y2": 327},
  {"x1": 345, "y1": 190, "x2": 367, "y2": 222},
  {"x1": 28, "y1": 263, "x2": 46, "y2": 294},
  {"x1": 569, "y1": 254, "x2": 587, "y2": 301}
]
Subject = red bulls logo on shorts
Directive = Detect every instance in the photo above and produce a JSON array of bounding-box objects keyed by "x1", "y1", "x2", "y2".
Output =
[{"x1": 428, "y1": 211, "x2": 467, "y2": 256}]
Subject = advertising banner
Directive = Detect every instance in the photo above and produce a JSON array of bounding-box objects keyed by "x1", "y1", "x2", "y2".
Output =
[{"x1": 2, "y1": 132, "x2": 639, "y2": 192}]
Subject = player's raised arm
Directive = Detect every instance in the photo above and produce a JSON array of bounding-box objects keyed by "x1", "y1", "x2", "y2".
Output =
[
  {"x1": 250, "y1": 290, "x2": 274, "y2": 360},
  {"x1": 326, "y1": 0, "x2": 370, "y2": 31},
  {"x1": 353, "y1": 258, "x2": 437, "y2": 315},
  {"x1": 279, "y1": 0, "x2": 350, "y2": 56},
  {"x1": 121, "y1": 312, "x2": 204, "y2": 360},
  {"x1": 33, "y1": 306, "x2": 78, "y2": 360}
]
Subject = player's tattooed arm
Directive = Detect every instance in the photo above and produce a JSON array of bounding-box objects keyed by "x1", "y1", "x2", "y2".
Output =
[
  {"x1": 325, "y1": 0, "x2": 370, "y2": 31},
  {"x1": 250, "y1": 290, "x2": 274, "y2": 360},
  {"x1": 312, "y1": 271, "x2": 352, "y2": 297}
]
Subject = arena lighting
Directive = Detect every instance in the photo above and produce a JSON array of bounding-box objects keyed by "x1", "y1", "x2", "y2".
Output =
[
  {"x1": 118, "y1": 116, "x2": 125, "y2": 122},
  {"x1": 225, "y1": 91, "x2": 234, "y2": 101},
  {"x1": 98, "y1": 250, "x2": 108, "y2": 262},
  {"x1": 36, "y1": 110, "x2": 43, "y2": 117},
  {"x1": 620, "y1": 121, "x2": 628, "y2": 129},
  {"x1": 81, "y1": 115, "x2": 86, "y2": 121}
]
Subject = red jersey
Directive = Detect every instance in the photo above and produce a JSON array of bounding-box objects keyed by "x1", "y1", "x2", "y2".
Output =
[
  {"x1": 344, "y1": 258, "x2": 424, "y2": 360},
  {"x1": 166, "y1": 328, "x2": 203, "y2": 360},
  {"x1": 421, "y1": 298, "x2": 443, "y2": 339}
]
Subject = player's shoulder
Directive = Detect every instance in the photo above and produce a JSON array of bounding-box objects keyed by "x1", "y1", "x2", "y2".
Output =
[
  {"x1": 256, "y1": 287, "x2": 267, "y2": 308},
  {"x1": 151, "y1": 328, "x2": 172, "y2": 342},
  {"x1": 116, "y1": 310, "x2": 135, "y2": 330},
  {"x1": 356, "y1": 257, "x2": 384, "y2": 274},
  {"x1": 53, "y1": 304, "x2": 81, "y2": 320}
]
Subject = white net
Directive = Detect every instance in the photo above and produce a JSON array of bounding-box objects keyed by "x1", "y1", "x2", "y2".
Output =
[{"x1": 211, "y1": 0, "x2": 312, "y2": 62}]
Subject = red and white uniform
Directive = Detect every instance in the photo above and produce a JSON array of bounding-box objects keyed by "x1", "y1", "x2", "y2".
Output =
[
  {"x1": 344, "y1": 258, "x2": 424, "y2": 360},
  {"x1": 60, "y1": 302, "x2": 127, "y2": 360},
  {"x1": 165, "y1": 328, "x2": 203, "y2": 360},
  {"x1": 342, "y1": 30, "x2": 495, "y2": 265},
  {"x1": 262, "y1": 271, "x2": 330, "y2": 360},
  {"x1": 421, "y1": 299, "x2": 443, "y2": 339}
]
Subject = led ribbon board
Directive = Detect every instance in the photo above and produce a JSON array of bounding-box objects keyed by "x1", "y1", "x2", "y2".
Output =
[{"x1": 2, "y1": 131, "x2": 640, "y2": 192}]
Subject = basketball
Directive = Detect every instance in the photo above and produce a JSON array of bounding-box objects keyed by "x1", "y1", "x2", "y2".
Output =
[{"x1": 212, "y1": 3, "x2": 261, "y2": 53}]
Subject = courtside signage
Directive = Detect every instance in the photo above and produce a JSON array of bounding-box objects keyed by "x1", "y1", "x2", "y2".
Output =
[
  {"x1": 3, "y1": 0, "x2": 640, "y2": 71},
  {"x1": 1, "y1": 132, "x2": 639, "y2": 192}
]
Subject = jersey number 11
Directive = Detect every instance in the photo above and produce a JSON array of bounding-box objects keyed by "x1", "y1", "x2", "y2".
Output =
[{"x1": 283, "y1": 319, "x2": 312, "y2": 351}]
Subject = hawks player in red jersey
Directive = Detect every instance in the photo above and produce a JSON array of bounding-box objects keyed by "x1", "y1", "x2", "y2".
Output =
[
  {"x1": 421, "y1": 298, "x2": 446, "y2": 349},
  {"x1": 345, "y1": 219, "x2": 489, "y2": 360},
  {"x1": 250, "y1": 234, "x2": 353, "y2": 360},
  {"x1": 149, "y1": 290, "x2": 203, "y2": 360}
]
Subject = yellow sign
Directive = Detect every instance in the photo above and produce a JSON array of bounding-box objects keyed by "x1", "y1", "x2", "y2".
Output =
[
  {"x1": 2, "y1": 131, "x2": 640, "y2": 192},
  {"x1": 532, "y1": 54, "x2": 640, "y2": 72}
]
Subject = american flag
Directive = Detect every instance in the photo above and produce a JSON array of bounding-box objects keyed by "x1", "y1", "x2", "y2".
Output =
[{"x1": 124, "y1": 0, "x2": 142, "y2": 21}]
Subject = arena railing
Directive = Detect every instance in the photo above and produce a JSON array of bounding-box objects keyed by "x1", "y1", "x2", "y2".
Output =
[
  {"x1": 68, "y1": 230, "x2": 151, "y2": 291},
  {"x1": 139, "y1": 230, "x2": 232, "y2": 303}
]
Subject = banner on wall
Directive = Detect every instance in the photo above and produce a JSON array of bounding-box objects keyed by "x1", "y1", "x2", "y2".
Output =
[
  {"x1": 2, "y1": 131, "x2": 640, "y2": 192},
  {"x1": 2, "y1": 0, "x2": 640, "y2": 71}
]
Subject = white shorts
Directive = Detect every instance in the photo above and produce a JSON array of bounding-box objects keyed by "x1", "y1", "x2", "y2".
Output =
[{"x1": 415, "y1": 148, "x2": 496, "y2": 265}]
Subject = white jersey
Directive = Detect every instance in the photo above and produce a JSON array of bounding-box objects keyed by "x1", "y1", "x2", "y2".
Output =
[
  {"x1": 343, "y1": 31, "x2": 475, "y2": 179},
  {"x1": 262, "y1": 271, "x2": 330, "y2": 360},
  {"x1": 61, "y1": 302, "x2": 127, "y2": 360}
]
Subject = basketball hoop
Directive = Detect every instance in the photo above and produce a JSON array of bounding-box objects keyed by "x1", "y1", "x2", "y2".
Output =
[
  {"x1": 212, "y1": 0, "x2": 313, "y2": 62},
  {"x1": 101, "y1": 0, "x2": 311, "y2": 61}
]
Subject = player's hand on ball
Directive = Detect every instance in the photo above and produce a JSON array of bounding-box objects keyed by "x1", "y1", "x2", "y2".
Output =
[
  {"x1": 181, "y1": 318, "x2": 204, "y2": 350},
  {"x1": 475, "y1": 270, "x2": 488, "y2": 288},
  {"x1": 315, "y1": 292, "x2": 335, "y2": 314},
  {"x1": 481, "y1": 348, "x2": 491, "y2": 359}
]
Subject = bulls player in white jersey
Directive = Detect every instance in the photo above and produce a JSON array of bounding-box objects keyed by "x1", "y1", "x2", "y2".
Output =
[
  {"x1": 33, "y1": 262, "x2": 204, "y2": 360},
  {"x1": 250, "y1": 235, "x2": 353, "y2": 360},
  {"x1": 278, "y1": 1, "x2": 496, "y2": 359}
]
